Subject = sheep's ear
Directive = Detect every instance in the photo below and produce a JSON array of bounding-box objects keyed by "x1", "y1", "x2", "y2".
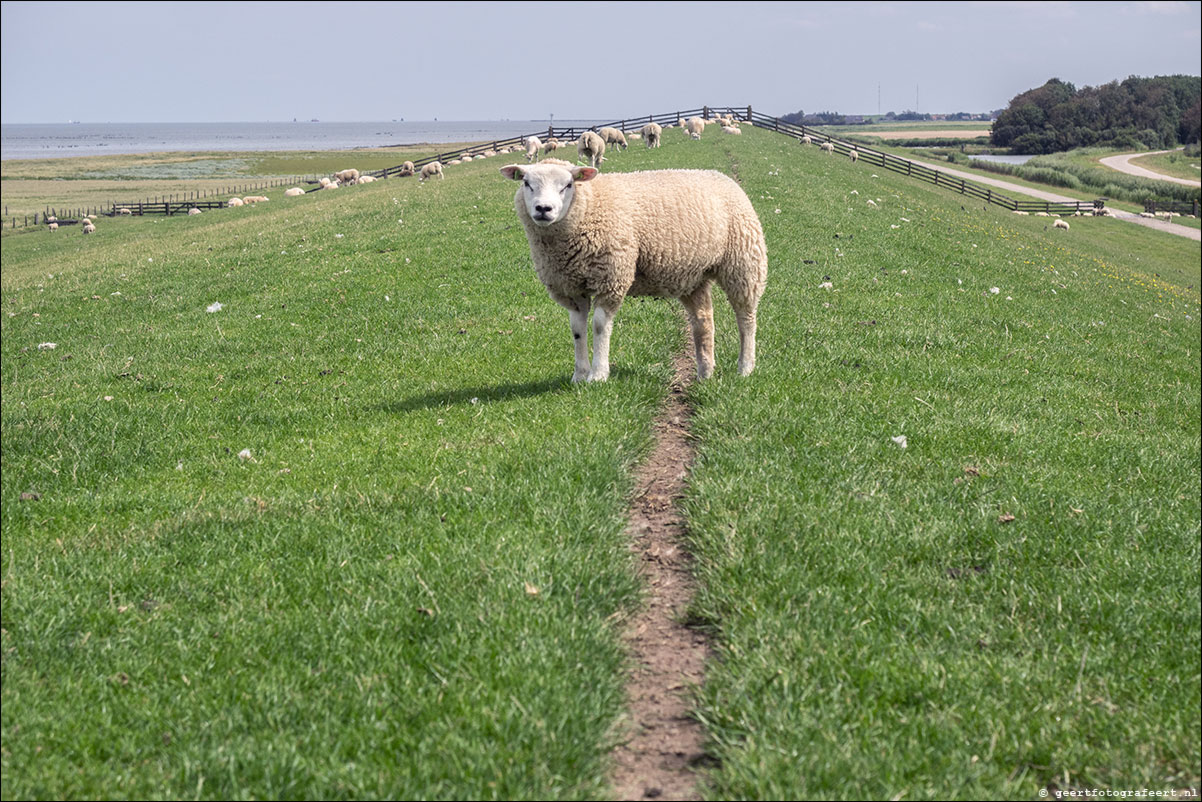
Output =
[
  {"x1": 500, "y1": 165, "x2": 525, "y2": 181},
  {"x1": 571, "y1": 167, "x2": 599, "y2": 182}
]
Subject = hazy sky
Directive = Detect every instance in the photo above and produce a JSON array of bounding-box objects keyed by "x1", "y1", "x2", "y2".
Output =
[{"x1": 2, "y1": 0, "x2": 1199, "y2": 123}]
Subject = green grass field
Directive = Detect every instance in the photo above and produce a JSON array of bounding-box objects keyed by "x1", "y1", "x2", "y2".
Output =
[{"x1": 2, "y1": 126, "x2": 1198, "y2": 800}]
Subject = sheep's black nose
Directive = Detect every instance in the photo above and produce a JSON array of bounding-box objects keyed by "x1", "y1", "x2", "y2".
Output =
[{"x1": 535, "y1": 204, "x2": 552, "y2": 214}]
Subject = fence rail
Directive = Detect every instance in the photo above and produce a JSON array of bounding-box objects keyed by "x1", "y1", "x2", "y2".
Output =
[
  {"x1": 743, "y1": 109, "x2": 1104, "y2": 216},
  {"x1": 1144, "y1": 198, "x2": 1200, "y2": 216}
]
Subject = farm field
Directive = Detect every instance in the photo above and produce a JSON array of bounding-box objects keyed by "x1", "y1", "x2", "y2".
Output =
[
  {"x1": 2, "y1": 125, "x2": 1199, "y2": 800},
  {"x1": 823, "y1": 121, "x2": 993, "y2": 139},
  {"x1": 0, "y1": 145, "x2": 474, "y2": 225}
]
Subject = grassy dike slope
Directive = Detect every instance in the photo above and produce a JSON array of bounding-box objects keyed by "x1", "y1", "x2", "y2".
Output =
[
  {"x1": 684, "y1": 133, "x2": 1200, "y2": 797},
  {"x1": 1, "y1": 145, "x2": 684, "y2": 799},
  {"x1": 2, "y1": 126, "x2": 1199, "y2": 799}
]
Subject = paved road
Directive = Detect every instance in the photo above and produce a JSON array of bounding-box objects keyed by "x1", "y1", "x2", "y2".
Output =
[
  {"x1": 904, "y1": 157, "x2": 1201, "y2": 243},
  {"x1": 1099, "y1": 149, "x2": 1201, "y2": 188}
]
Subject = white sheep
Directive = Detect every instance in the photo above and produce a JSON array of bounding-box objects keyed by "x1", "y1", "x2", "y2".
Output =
[
  {"x1": 640, "y1": 122, "x2": 662, "y2": 148},
  {"x1": 820, "y1": 142, "x2": 835, "y2": 154},
  {"x1": 524, "y1": 136, "x2": 543, "y2": 162},
  {"x1": 188, "y1": 207, "x2": 202, "y2": 215},
  {"x1": 799, "y1": 135, "x2": 812, "y2": 145},
  {"x1": 577, "y1": 130, "x2": 606, "y2": 168},
  {"x1": 689, "y1": 131, "x2": 702, "y2": 141},
  {"x1": 499, "y1": 161, "x2": 767, "y2": 382},
  {"x1": 118, "y1": 207, "x2": 133, "y2": 215},
  {"x1": 420, "y1": 161, "x2": 444, "y2": 181},
  {"x1": 686, "y1": 117, "x2": 706, "y2": 137},
  {"x1": 82, "y1": 222, "x2": 96, "y2": 234},
  {"x1": 721, "y1": 125, "x2": 742, "y2": 135},
  {"x1": 319, "y1": 177, "x2": 332, "y2": 187},
  {"x1": 598, "y1": 127, "x2": 628, "y2": 151},
  {"x1": 399, "y1": 161, "x2": 416, "y2": 177},
  {"x1": 335, "y1": 169, "x2": 360, "y2": 185},
  {"x1": 284, "y1": 187, "x2": 306, "y2": 197},
  {"x1": 242, "y1": 196, "x2": 269, "y2": 204},
  {"x1": 1053, "y1": 219, "x2": 1070, "y2": 230},
  {"x1": 849, "y1": 148, "x2": 859, "y2": 162},
  {"x1": 545, "y1": 137, "x2": 562, "y2": 152},
  {"x1": 358, "y1": 175, "x2": 377, "y2": 183},
  {"x1": 228, "y1": 197, "x2": 245, "y2": 207},
  {"x1": 448, "y1": 159, "x2": 463, "y2": 166},
  {"x1": 48, "y1": 222, "x2": 59, "y2": 231}
]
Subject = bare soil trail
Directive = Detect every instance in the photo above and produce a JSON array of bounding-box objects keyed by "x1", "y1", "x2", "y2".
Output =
[{"x1": 611, "y1": 349, "x2": 710, "y2": 802}]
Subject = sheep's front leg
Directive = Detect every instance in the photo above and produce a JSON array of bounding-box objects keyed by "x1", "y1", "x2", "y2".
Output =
[
  {"x1": 549, "y1": 292, "x2": 592, "y2": 382},
  {"x1": 588, "y1": 298, "x2": 621, "y2": 382}
]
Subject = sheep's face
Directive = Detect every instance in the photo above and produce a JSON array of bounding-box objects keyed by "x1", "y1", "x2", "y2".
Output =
[{"x1": 501, "y1": 163, "x2": 598, "y2": 227}]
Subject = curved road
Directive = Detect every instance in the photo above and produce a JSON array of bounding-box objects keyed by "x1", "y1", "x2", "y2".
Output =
[
  {"x1": 904, "y1": 157, "x2": 1200, "y2": 242},
  {"x1": 1099, "y1": 149, "x2": 1201, "y2": 188}
]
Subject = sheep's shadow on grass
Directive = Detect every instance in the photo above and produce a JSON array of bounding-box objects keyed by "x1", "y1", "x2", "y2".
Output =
[{"x1": 373, "y1": 368, "x2": 644, "y2": 414}]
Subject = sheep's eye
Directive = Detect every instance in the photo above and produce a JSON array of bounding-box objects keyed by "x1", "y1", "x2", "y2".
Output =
[
  {"x1": 561, "y1": 183, "x2": 572, "y2": 193},
  {"x1": 523, "y1": 180, "x2": 531, "y2": 189}
]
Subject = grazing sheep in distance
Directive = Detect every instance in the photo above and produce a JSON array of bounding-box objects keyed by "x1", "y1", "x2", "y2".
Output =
[
  {"x1": 228, "y1": 197, "x2": 245, "y2": 207},
  {"x1": 1053, "y1": 219, "x2": 1070, "y2": 230},
  {"x1": 686, "y1": 117, "x2": 706, "y2": 137},
  {"x1": 188, "y1": 208, "x2": 202, "y2": 215},
  {"x1": 598, "y1": 127, "x2": 628, "y2": 151},
  {"x1": 799, "y1": 135, "x2": 812, "y2": 145},
  {"x1": 524, "y1": 136, "x2": 543, "y2": 162},
  {"x1": 721, "y1": 125, "x2": 742, "y2": 135},
  {"x1": 118, "y1": 207, "x2": 133, "y2": 215},
  {"x1": 849, "y1": 148, "x2": 859, "y2": 162},
  {"x1": 399, "y1": 161, "x2": 416, "y2": 176},
  {"x1": 545, "y1": 137, "x2": 562, "y2": 153},
  {"x1": 641, "y1": 122, "x2": 662, "y2": 148},
  {"x1": 420, "y1": 161, "x2": 444, "y2": 181},
  {"x1": 577, "y1": 130, "x2": 606, "y2": 168},
  {"x1": 82, "y1": 222, "x2": 96, "y2": 234},
  {"x1": 335, "y1": 169, "x2": 360, "y2": 185},
  {"x1": 242, "y1": 196, "x2": 269, "y2": 204},
  {"x1": 499, "y1": 161, "x2": 767, "y2": 382},
  {"x1": 820, "y1": 142, "x2": 835, "y2": 154},
  {"x1": 284, "y1": 187, "x2": 306, "y2": 197},
  {"x1": 48, "y1": 222, "x2": 58, "y2": 231}
]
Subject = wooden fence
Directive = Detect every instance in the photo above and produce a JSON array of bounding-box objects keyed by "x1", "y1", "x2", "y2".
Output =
[
  {"x1": 1144, "y1": 198, "x2": 1200, "y2": 216},
  {"x1": 742, "y1": 109, "x2": 1106, "y2": 216},
  {"x1": 14, "y1": 104, "x2": 1127, "y2": 229}
]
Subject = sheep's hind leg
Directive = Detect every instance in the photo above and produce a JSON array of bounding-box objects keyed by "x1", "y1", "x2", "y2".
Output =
[
  {"x1": 734, "y1": 307, "x2": 758, "y2": 376},
  {"x1": 680, "y1": 282, "x2": 715, "y2": 380}
]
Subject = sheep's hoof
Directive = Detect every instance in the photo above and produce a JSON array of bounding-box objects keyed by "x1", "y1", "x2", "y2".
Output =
[
  {"x1": 586, "y1": 370, "x2": 609, "y2": 383},
  {"x1": 571, "y1": 370, "x2": 589, "y2": 383}
]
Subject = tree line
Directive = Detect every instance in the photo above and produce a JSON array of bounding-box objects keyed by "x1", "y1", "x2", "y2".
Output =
[{"x1": 991, "y1": 75, "x2": 1201, "y2": 154}]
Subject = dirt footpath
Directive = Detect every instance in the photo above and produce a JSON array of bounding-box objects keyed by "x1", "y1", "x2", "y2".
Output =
[{"x1": 1099, "y1": 149, "x2": 1201, "y2": 188}]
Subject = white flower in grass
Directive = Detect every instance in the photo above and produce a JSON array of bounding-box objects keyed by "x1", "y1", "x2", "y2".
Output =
[
  {"x1": 237, "y1": 448, "x2": 254, "y2": 461},
  {"x1": 989, "y1": 287, "x2": 1000, "y2": 295},
  {"x1": 206, "y1": 301, "x2": 223, "y2": 313},
  {"x1": 37, "y1": 342, "x2": 57, "y2": 350},
  {"x1": 891, "y1": 435, "x2": 908, "y2": 449},
  {"x1": 335, "y1": 234, "x2": 344, "y2": 239},
  {"x1": 820, "y1": 281, "x2": 834, "y2": 290}
]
